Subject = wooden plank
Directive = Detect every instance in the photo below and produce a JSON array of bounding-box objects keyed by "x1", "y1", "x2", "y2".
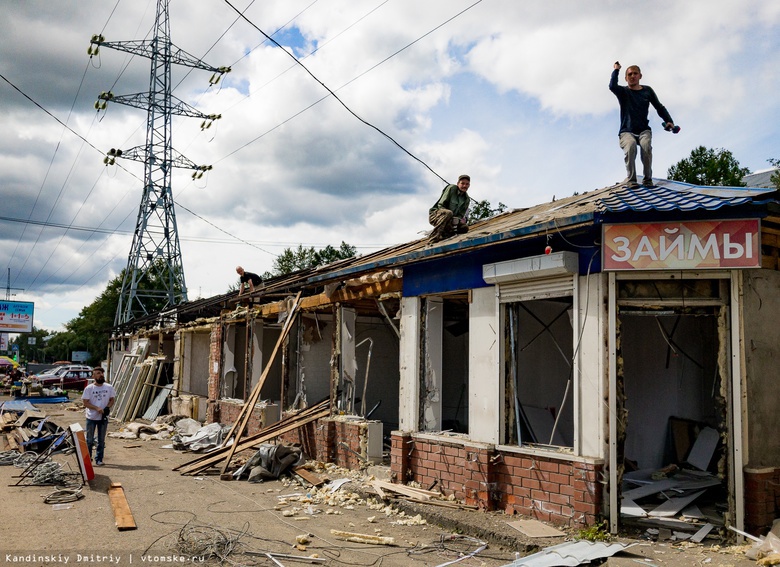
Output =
[
  {"x1": 293, "y1": 466, "x2": 325, "y2": 487},
  {"x1": 219, "y1": 292, "x2": 302, "y2": 474},
  {"x1": 371, "y1": 480, "x2": 435, "y2": 501},
  {"x1": 176, "y1": 402, "x2": 329, "y2": 475},
  {"x1": 107, "y1": 482, "x2": 137, "y2": 530},
  {"x1": 397, "y1": 496, "x2": 478, "y2": 510},
  {"x1": 180, "y1": 407, "x2": 328, "y2": 475},
  {"x1": 330, "y1": 530, "x2": 394, "y2": 546},
  {"x1": 373, "y1": 479, "x2": 441, "y2": 498},
  {"x1": 372, "y1": 481, "x2": 387, "y2": 499},
  {"x1": 259, "y1": 278, "x2": 402, "y2": 316},
  {"x1": 507, "y1": 519, "x2": 565, "y2": 538}
]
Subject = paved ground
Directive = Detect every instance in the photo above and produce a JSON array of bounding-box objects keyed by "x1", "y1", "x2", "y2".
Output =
[{"x1": 0, "y1": 398, "x2": 761, "y2": 567}]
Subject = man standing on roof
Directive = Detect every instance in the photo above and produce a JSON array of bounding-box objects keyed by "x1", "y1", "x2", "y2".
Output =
[
  {"x1": 428, "y1": 174, "x2": 471, "y2": 243},
  {"x1": 236, "y1": 266, "x2": 263, "y2": 296},
  {"x1": 610, "y1": 62, "x2": 676, "y2": 187}
]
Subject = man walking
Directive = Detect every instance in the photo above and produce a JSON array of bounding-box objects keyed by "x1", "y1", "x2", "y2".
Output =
[
  {"x1": 82, "y1": 367, "x2": 115, "y2": 466},
  {"x1": 609, "y1": 62, "x2": 676, "y2": 187}
]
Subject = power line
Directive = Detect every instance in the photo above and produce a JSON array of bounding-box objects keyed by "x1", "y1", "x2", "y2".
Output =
[{"x1": 222, "y1": 0, "x2": 451, "y2": 185}]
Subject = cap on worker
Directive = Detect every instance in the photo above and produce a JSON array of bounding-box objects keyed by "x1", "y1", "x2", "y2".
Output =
[{"x1": 457, "y1": 174, "x2": 470, "y2": 182}]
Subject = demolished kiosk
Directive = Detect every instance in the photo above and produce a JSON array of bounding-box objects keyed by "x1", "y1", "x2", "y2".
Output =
[{"x1": 109, "y1": 178, "x2": 780, "y2": 536}]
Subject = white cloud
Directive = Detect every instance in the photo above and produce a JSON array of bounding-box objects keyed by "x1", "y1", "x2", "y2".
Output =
[{"x1": 0, "y1": 0, "x2": 777, "y2": 332}]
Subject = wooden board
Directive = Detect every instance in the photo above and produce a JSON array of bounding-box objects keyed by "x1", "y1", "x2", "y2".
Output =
[
  {"x1": 107, "y1": 482, "x2": 137, "y2": 530},
  {"x1": 371, "y1": 480, "x2": 441, "y2": 501},
  {"x1": 507, "y1": 519, "x2": 565, "y2": 538},
  {"x1": 293, "y1": 466, "x2": 325, "y2": 487}
]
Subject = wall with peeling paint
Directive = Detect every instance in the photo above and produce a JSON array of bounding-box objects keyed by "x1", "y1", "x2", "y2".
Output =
[{"x1": 741, "y1": 269, "x2": 780, "y2": 466}]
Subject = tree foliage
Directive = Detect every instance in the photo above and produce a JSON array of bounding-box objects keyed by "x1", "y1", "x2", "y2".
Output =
[
  {"x1": 264, "y1": 241, "x2": 358, "y2": 278},
  {"x1": 469, "y1": 199, "x2": 507, "y2": 222},
  {"x1": 667, "y1": 146, "x2": 750, "y2": 187},
  {"x1": 768, "y1": 158, "x2": 780, "y2": 191}
]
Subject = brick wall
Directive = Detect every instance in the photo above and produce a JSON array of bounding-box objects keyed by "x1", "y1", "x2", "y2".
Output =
[
  {"x1": 745, "y1": 467, "x2": 780, "y2": 536},
  {"x1": 277, "y1": 417, "x2": 374, "y2": 466},
  {"x1": 218, "y1": 400, "x2": 278, "y2": 436},
  {"x1": 390, "y1": 432, "x2": 604, "y2": 527}
]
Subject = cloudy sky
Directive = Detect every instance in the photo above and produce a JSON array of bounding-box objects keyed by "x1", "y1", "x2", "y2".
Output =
[{"x1": 1, "y1": 0, "x2": 779, "y2": 333}]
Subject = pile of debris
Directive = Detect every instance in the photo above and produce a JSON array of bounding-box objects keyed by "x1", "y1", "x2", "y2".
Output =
[{"x1": 1, "y1": 406, "x2": 66, "y2": 454}]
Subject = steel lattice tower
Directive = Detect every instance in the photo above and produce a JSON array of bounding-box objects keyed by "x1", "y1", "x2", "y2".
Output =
[{"x1": 90, "y1": 0, "x2": 229, "y2": 325}]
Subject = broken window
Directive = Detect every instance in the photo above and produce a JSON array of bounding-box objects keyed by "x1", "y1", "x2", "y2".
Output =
[
  {"x1": 616, "y1": 277, "x2": 729, "y2": 526},
  {"x1": 421, "y1": 295, "x2": 469, "y2": 434},
  {"x1": 504, "y1": 297, "x2": 575, "y2": 448},
  {"x1": 179, "y1": 330, "x2": 210, "y2": 397}
]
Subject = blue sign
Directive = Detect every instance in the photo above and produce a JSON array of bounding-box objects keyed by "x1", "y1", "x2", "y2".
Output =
[
  {"x1": 12, "y1": 344, "x2": 19, "y2": 351},
  {"x1": 0, "y1": 301, "x2": 35, "y2": 333}
]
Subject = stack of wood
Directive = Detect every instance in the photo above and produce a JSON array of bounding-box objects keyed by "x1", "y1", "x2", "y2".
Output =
[
  {"x1": 175, "y1": 293, "x2": 332, "y2": 477},
  {"x1": 175, "y1": 399, "x2": 329, "y2": 475},
  {"x1": 371, "y1": 479, "x2": 477, "y2": 510}
]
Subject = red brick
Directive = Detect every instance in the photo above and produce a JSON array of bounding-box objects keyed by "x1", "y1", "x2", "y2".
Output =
[
  {"x1": 523, "y1": 478, "x2": 542, "y2": 490},
  {"x1": 550, "y1": 492, "x2": 571, "y2": 506},
  {"x1": 550, "y1": 472, "x2": 570, "y2": 485}
]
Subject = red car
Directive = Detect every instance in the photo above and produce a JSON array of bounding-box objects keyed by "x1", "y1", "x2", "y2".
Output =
[{"x1": 38, "y1": 368, "x2": 93, "y2": 391}]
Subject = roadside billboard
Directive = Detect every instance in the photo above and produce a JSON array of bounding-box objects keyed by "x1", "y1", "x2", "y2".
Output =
[{"x1": 0, "y1": 301, "x2": 34, "y2": 333}]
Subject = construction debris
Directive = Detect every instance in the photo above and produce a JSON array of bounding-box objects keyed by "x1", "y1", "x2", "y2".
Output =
[
  {"x1": 107, "y1": 482, "x2": 137, "y2": 531},
  {"x1": 330, "y1": 529, "x2": 395, "y2": 546}
]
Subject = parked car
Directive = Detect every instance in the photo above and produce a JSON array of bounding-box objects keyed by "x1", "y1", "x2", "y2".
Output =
[{"x1": 37, "y1": 366, "x2": 93, "y2": 390}]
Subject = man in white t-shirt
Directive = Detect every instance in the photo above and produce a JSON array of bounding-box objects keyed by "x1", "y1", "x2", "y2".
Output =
[{"x1": 81, "y1": 367, "x2": 116, "y2": 466}]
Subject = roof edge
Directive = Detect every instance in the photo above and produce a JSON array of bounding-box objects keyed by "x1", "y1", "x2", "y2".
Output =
[{"x1": 307, "y1": 211, "x2": 596, "y2": 284}]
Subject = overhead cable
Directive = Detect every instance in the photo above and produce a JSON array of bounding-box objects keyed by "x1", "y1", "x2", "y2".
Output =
[{"x1": 222, "y1": 0, "x2": 469, "y2": 185}]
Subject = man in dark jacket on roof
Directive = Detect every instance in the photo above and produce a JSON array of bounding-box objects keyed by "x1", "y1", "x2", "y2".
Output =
[
  {"x1": 610, "y1": 62, "x2": 676, "y2": 187},
  {"x1": 236, "y1": 266, "x2": 263, "y2": 296},
  {"x1": 428, "y1": 174, "x2": 471, "y2": 243}
]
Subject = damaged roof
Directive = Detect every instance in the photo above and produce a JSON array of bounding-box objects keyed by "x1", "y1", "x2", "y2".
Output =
[
  {"x1": 114, "y1": 178, "x2": 777, "y2": 332},
  {"x1": 307, "y1": 178, "x2": 778, "y2": 284}
]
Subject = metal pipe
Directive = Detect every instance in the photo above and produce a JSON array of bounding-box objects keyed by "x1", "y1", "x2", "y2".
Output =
[{"x1": 356, "y1": 337, "x2": 374, "y2": 417}]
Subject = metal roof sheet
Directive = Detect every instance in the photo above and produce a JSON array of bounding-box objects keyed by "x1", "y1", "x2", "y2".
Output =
[
  {"x1": 307, "y1": 178, "x2": 776, "y2": 284},
  {"x1": 743, "y1": 168, "x2": 779, "y2": 189},
  {"x1": 596, "y1": 179, "x2": 771, "y2": 213}
]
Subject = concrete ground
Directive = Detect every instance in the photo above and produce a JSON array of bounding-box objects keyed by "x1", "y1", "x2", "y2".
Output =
[{"x1": 0, "y1": 398, "x2": 761, "y2": 567}]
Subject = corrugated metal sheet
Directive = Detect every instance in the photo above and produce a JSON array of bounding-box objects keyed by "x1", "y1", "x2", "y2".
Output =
[
  {"x1": 500, "y1": 540, "x2": 637, "y2": 566},
  {"x1": 743, "y1": 168, "x2": 779, "y2": 189},
  {"x1": 596, "y1": 179, "x2": 771, "y2": 213}
]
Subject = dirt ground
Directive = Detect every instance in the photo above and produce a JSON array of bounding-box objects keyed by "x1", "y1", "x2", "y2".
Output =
[{"x1": 0, "y1": 398, "x2": 762, "y2": 567}]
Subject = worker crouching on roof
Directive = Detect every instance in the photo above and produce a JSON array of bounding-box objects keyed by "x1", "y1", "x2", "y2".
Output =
[{"x1": 428, "y1": 174, "x2": 471, "y2": 243}]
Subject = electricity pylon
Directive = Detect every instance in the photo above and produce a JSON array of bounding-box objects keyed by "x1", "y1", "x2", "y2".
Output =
[{"x1": 89, "y1": 0, "x2": 229, "y2": 326}]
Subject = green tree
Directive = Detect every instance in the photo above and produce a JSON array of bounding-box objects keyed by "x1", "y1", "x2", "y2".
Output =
[
  {"x1": 667, "y1": 146, "x2": 750, "y2": 186},
  {"x1": 768, "y1": 158, "x2": 780, "y2": 190},
  {"x1": 264, "y1": 242, "x2": 357, "y2": 278},
  {"x1": 8, "y1": 327, "x2": 51, "y2": 364},
  {"x1": 469, "y1": 199, "x2": 507, "y2": 222},
  {"x1": 41, "y1": 272, "x2": 123, "y2": 366}
]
